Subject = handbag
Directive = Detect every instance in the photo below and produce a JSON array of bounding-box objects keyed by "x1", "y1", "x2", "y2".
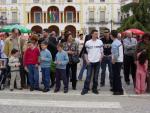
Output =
[{"x1": 71, "y1": 55, "x2": 80, "y2": 64}]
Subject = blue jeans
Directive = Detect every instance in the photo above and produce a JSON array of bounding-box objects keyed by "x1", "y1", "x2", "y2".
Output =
[
  {"x1": 78, "y1": 59, "x2": 87, "y2": 80},
  {"x1": 101, "y1": 56, "x2": 113, "y2": 86},
  {"x1": 83, "y1": 62, "x2": 100, "y2": 92},
  {"x1": 41, "y1": 67, "x2": 50, "y2": 90},
  {"x1": 27, "y1": 64, "x2": 39, "y2": 89}
]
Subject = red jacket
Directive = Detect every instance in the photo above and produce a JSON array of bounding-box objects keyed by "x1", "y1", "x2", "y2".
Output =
[{"x1": 24, "y1": 47, "x2": 40, "y2": 66}]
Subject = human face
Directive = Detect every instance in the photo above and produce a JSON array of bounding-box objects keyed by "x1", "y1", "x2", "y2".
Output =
[
  {"x1": 41, "y1": 44, "x2": 47, "y2": 50},
  {"x1": 57, "y1": 45, "x2": 62, "y2": 52},
  {"x1": 14, "y1": 51, "x2": 19, "y2": 57},
  {"x1": 126, "y1": 31, "x2": 132, "y2": 38},
  {"x1": 67, "y1": 35, "x2": 73, "y2": 42},
  {"x1": 92, "y1": 32, "x2": 98, "y2": 40},
  {"x1": 143, "y1": 37, "x2": 149, "y2": 44},
  {"x1": 43, "y1": 31, "x2": 48, "y2": 38}
]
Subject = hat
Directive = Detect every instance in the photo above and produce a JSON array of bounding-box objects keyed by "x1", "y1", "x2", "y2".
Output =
[{"x1": 41, "y1": 40, "x2": 48, "y2": 45}]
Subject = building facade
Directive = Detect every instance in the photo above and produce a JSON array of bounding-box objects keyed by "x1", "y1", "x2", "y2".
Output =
[{"x1": 0, "y1": 0, "x2": 122, "y2": 37}]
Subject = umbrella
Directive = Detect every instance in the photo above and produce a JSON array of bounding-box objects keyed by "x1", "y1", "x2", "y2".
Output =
[
  {"x1": 124, "y1": 29, "x2": 145, "y2": 35},
  {"x1": 1, "y1": 24, "x2": 31, "y2": 33}
]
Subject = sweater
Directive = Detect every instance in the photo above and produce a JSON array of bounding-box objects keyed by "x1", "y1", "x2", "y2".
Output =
[
  {"x1": 55, "y1": 50, "x2": 69, "y2": 69},
  {"x1": 40, "y1": 49, "x2": 52, "y2": 68},
  {"x1": 8, "y1": 56, "x2": 20, "y2": 72},
  {"x1": 24, "y1": 47, "x2": 40, "y2": 66}
]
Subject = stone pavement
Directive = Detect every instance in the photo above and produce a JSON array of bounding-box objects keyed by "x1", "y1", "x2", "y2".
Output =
[{"x1": 0, "y1": 65, "x2": 150, "y2": 113}]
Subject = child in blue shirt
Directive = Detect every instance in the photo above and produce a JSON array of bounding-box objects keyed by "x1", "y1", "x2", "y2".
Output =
[
  {"x1": 54, "y1": 43, "x2": 69, "y2": 93},
  {"x1": 40, "y1": 41, "x2": 52, "y2": 92}
]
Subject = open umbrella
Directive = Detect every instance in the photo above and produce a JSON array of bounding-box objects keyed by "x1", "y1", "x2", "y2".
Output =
[
  {"x1": 1, "y1": 24, "x2": 31, "y2": 33},
  {"x1": 124, "y1": 29, "x2": 145, "y2": 35}
]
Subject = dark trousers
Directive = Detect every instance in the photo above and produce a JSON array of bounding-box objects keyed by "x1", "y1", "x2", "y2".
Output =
[
  {"x1": 83, "y1": 62, "x2": 100, "y2": 92},
  {"x1": 55, "y1": 68, "x2": 68, "y2": 91},
  {"x1": 0, "y1": 68, "x2": 7, "y2": 84},
  {"x1": 20, "y1": 69, "x2": 29, "y2": 88},
  {"x1": 101, "y1": 56, "x2": 113, "y2": 86},
  {"x1": 41, "y1": 67, "x2": 50, "y2": 90},
  {"x1": 66, "y1": 63, "x2": 77, "y2": 89},
  {"x1": 124, "y1": 55, "x2": 136, "y2": 84},
  {"x1": 112, "y1": 62, "x2": 123, "y2": 93}
]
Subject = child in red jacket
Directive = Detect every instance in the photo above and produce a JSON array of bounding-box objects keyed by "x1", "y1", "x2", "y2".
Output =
[{"x1": 24, "y1": 40, "x2": 40, "y2": 91}]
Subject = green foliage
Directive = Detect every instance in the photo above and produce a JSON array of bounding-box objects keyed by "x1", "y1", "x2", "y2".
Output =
[{"x1": 118, "y1": 0, "x2": 150, "y2": 32}]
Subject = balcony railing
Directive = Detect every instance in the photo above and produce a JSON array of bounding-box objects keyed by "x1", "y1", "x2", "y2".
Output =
[{"x1": 86, "y1": 20, "x2": 108, "y2": 24}]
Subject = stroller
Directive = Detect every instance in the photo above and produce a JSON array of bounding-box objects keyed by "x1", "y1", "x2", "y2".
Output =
[{"x1": 0, "y1": 58, "x2": 10, "y2": 90}]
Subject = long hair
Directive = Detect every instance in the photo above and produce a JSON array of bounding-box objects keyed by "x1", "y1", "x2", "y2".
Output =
[{"x1": 138, "y1": 51, "x2": 148, "y2": 65}]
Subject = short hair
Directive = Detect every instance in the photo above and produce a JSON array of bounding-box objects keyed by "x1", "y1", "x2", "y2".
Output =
[
  {"x1": 41, "y1": 40, "x2": 48, "y2": 45},
  {"x1": 91, "y1": 30, "x2": 98, "y2": 34},
  {"x1": 30, "y1": 34, "x2": 39, "y2": 43},
  {"x1": 11, "y1": 49, "x2": 18, "y2": 55},
  {"x1": 43, "y1": 29, "x2": 49, "y2": 33},
  {"x1": 57, "y1": 43, "x2": 63, "y2": 48},
  {"x1": 11, "y1": 28, "x2": 18, "y2": 33},
  {"x1": 111, "y1": 30, "x2": 118, "y2": 38}
]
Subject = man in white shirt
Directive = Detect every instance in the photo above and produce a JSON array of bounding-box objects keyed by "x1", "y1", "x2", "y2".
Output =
[{"x1": 81, "y1": 30, "x2": 103, "y2": 95}]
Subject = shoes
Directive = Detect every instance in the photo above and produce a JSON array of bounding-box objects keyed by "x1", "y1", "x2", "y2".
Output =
[
  {"x1": 43, "y1": 89, "x2": 50, "y2": 93},
  {"x1": 64, "y1": 90, "x2": 68, "y2": 93},
  {"x1": 10, "y1": 89, "x2": 14, "y2": 91},
  {"x1": 30, "y1": 88, "x2": 34, "y2": 91},
  {"x1": 100, "y1": 84, "x2": 105, "y2": 87},
  {"x1": 18, "y1": 88, "x2": 23, "y2": 90},
  {"x1": 81, "y1": 90, "x2": 88, "y2": 95},
  {"x1": 50, "y1": 83, "x2": 55, "y2": 88},
  {"x1": 110, "y1": 88, "x2": 114, "y2": 92},
  {"x1": 113, "y1": 91, "x2": 124, "y2": 95},
  {"x1": 54, "y1": 89, "x2": 59, "y2": 93},
  {"x1": 72, "y1": 87, "x2": 76, "y2": 90},
  {"x1": 92, "y1": 90, "x2": 99, "y2": 94}
]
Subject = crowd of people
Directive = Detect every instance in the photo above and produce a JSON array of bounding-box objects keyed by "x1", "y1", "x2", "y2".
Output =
[{"x1": 0, "y1": 28, "x2": 150, "y2": 95}]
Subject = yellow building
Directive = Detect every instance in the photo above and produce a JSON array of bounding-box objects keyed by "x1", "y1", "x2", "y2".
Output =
[{"x1": 0, "y1": 0, "x2": 121, "y2": 37}]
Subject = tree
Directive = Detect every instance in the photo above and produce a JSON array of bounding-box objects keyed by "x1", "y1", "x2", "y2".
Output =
[{"x1": 118, "y1": 0, "x2": 150, "y2": 32}]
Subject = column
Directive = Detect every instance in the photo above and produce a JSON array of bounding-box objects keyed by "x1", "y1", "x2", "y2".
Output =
[
  {"x1": 29, "y1": 12, "x2": 31, "y2": 23},
  {"x1": 46, "y1": 12, "x2": 48, "y2": 23},
  {"x1": 63, "y1": 12, "x2": 65, "y2": 23},
  {"x1": 59, "y1": 12, "x2": 61, "y2": 23},
  {"x1": 76, "y1": 11, "x2": 78, "y2": 23},
  {"x1": 42, "y1": 12, "x2": 44, "y2": 23}
]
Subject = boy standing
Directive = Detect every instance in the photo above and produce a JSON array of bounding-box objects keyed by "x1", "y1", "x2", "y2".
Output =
[
  {"x1": 9, "y1": 49, "x2": 22, "y2": 91},
  {"x1": 54, "y1": 43, "x2": 69, "y2": 93},
  {"x1": 40, "y1": 41, "x2": 52, "y2": 92},
  {"x1": 24, "y1": 40, "x2": 40, "y2": 91}
]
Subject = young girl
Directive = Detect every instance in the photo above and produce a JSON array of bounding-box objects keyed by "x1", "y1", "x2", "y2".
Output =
[{"x1": 135, "y1": 50, "x2": 148, "y2": 94}]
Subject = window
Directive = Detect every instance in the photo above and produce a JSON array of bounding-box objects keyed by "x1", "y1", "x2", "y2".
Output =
[
  {"x1": 118, "y1": 12, "x2": 121, "y2": 22},
  {"x1": 89, "y1": 11, "x2": 94, "y2": 22},
  {"x1": 100, "y1": 0, "x2": 105, "y2": 2},
  {"x1": 50, "y1": 0, "x2": 55, "y2": 2},
  {"x1": 1, "y1": 12, "x2": 6, "y2": 18},
  {"x1": 12, "y1": 12, "x2": 17, "y2": 23},
  {"x1": 100, "y1": 11, "x2": 105, "y2": 22},
  {"x1": 66, "y1": 11, "x2": 73, "y2": 23},
  {"x1": 33, "y1": 0, "x2": 39, "y2": 3},
  {"x1": 67, "y1": 0, "x2": 73, "y2": 2},
  {"x1": 12, "y1": 0, "x2": 17, "y2": 3},
  {"x1": 0, "y1": 0, "x2": 6, "y2": 4},
  {"x1": 34, "y1": 12, "x2": 42, "y2": 23},
  {"x1": 89, "y1": 0, "x2": 94, "y2": 3}
]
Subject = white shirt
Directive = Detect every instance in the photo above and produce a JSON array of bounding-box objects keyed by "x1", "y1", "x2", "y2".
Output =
[
  {"x1": 85, "y1": 39, "x2": 103, "y2": 63},
  {"x1": 0, "y1": 40, "x2": 7, "y2": 58}
]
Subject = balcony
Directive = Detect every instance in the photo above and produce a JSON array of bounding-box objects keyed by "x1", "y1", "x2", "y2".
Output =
[{"x1": 86, "y1": 20, "x2": 108, "y2": 25}]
